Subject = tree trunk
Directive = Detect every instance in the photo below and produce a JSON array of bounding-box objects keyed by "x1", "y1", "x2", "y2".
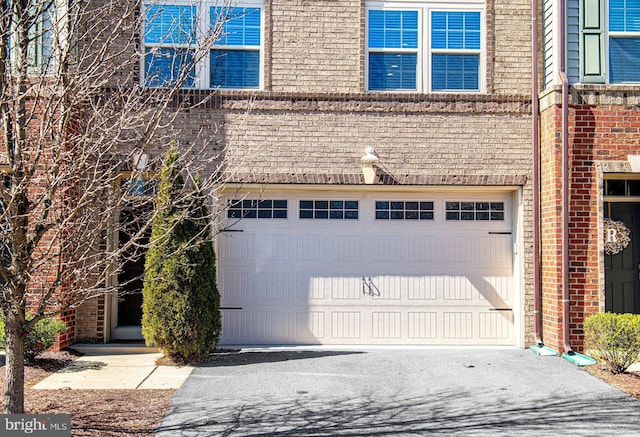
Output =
[{"x1": 3, "y1": 312, "x2": 26, "y2": 414}]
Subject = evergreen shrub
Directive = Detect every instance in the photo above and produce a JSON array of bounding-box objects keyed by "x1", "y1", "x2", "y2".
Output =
[
  {"x1": 141, "y1": 146, "x2": 221, "y2": 360},
  {"x1": 584, "y1": 312, "x2": 640, "y2": 374}
]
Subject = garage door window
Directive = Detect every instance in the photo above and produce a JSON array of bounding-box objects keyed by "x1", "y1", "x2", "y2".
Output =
[
  {"x1": 299, "y1": 200, "x2": 359, "y2": 220},
  {"x1": 375, "y1": 201, "x2": 434, "y2": 220},
  {"x1": 227, "y1": 199, "x2": 287, "y2": 219},
  {"x1": 445, "y1": 201, "x2": 504, "y2": 221}
]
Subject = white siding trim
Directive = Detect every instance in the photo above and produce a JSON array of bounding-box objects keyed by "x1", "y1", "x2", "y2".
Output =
[{"x1": 542, "y1": 0, "x2": 556, "y2": 89}]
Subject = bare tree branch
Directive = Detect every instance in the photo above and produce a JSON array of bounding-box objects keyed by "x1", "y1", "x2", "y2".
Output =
[{"x1": 1, "y1": 0, "x2": 262, "y2": 413}]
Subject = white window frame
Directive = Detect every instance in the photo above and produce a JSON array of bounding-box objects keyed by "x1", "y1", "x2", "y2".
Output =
[
  {"x1": 427, "y1": 7, "x2": 483, "y2": 92},
  {"x1": 365, "y1": 7, "x2": 424, "y2": 92},
  {"x1": 141, "y1": 0, "x2": 264, "y2": 90},
  {"x1": 11, "y1": 0, "x2": 67, "y2": 76},
  {"x1": 365, "y1": 1, "x2": 485, "y2": 93},
  {"x1": 602, "y1": 0, "x2": 640, "y2": 83},
  {"x1": 606, "y1": 30, "x2": 640, "y2": 84}
]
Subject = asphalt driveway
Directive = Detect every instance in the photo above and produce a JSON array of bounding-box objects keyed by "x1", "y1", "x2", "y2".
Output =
[{"x1": 158, "y1": 348, "x2": 640, "y2": 436}]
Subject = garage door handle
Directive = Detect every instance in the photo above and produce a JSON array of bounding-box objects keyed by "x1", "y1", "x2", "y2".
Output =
[
  {"x1": 362, "y1": 276, "x2": 381, "y2": 297},
  {"x1": 489, "y1": 308, "x2": 512, "y2": 311},
  {"x1": 220, "y1": 228, "x2": 243, "y2": 233},
  {"x1": 488, "y1": 232, "x2": 511, "y2": 235}
]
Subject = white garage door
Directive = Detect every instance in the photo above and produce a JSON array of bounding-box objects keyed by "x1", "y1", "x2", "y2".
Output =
[{"x1": 217, "y1": 190, "x2": 515, "y2": 346}]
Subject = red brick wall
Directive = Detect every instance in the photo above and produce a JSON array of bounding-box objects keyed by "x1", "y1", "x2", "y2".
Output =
[
  {"x1": 1, "y1": 96, "x2": 78, "y2": 351},
  {"x1": 540, "y1": 103, "x2": 564, "y2": 352},
  {"x1": 540, "y1": 95, "x2": 640, "y2": 352},
  {"x1": 54, "y1": 310, "x2": 76, "y2": 350}
]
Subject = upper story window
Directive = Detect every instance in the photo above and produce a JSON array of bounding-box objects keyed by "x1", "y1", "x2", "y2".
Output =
[
  {"x1": 144, "y1": 4, "x2": 197, "y2": 88},
  {"x1": 142, "y1": 2, "x2": 263, "y2": 89},
  {"x1": 210, "y1": 7, "x2": 261, "y2": 88},
  {"x1": 366, "y1": 3, "x2": 483, "y2": 93},
  {"x1": 609, "y1": 0, "x2": 640, "y2": 83},
  {"x1": 8, "y1": 3, "x2": 58, "y2": 75},
  {"x1": 28, "y1": 7, "x2": 55, "y2": 74},
  {"x1": 367, "y1": 10, "x2": 419, "y2": 90},
  {"x1": 431, "y1": 11, "x2": 481, "y2": 91}
]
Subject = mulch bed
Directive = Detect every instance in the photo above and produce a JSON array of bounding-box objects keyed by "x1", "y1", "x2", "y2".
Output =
[
  {"x1": 0, "y1": 350, "x2": 175, "y2": 436},
  {"x1": 585, "y1": 364, "x2": 640, "y2": 400}
]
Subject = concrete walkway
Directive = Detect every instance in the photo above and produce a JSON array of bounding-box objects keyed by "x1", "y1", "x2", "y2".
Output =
[{"x1": 33, "y1": 344, "x2": 193, "y2": 390}]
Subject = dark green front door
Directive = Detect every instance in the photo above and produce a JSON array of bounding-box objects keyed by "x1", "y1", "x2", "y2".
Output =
[{"x1": 605, "y1": 202, "x2": 640, "y2": 314}]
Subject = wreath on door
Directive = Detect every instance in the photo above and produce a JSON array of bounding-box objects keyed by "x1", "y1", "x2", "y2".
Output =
[{"x1": 603, "y1": 218, "x2": 631, "y2": 255}]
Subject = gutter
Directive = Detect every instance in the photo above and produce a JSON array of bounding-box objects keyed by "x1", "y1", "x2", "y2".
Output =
[
  {"x1": 530, "y1": 0, "x2": 596, "y2": 366},
  {"x1": 558, "y1": 0, "x2": 573, "y2": 355},
  {"x1": 531, "y1": 0, "x2": 542, "y2": 347},
  {"x1": 526, "y1": 0, "x2": 564, "y2": 356},
  {"x1": 556, "y1": 0, "x2": 595, "y2": 367},
  {"x1": 530, "y1": 0, "x2": 556, "y2": 357}
]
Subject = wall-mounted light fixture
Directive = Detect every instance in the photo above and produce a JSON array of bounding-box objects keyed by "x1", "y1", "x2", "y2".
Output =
[
  {"x1": 133, "y1": 151, "x2": 150, "y2": 171},
  {"x1": 361, "y1": 146, "x2": 379, "y2": 184}
]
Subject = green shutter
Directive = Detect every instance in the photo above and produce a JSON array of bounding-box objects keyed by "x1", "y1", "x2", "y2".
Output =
[{"x1": 580, "y1": 0, "x2": 605, "y2": 83}]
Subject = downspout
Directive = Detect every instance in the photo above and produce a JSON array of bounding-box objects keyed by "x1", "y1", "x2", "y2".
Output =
[
  {"x1": 532, "y1": 0, "x2": 543, "y2": 346},
  {"x1": 558, "y1": 0, "x2": 573, "y2": 354}
]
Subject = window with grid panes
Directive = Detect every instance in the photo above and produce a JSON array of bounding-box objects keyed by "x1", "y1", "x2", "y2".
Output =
[
  {"x1": 143, "y1": 2, "x2": 262, "y2": 89},
  {"x1": 609, "y1": 0, "x2": 640, "y2": 83},
  {"x1": 445, "y1": 201, "x2": 504, "y2": 221},
  {"x1": 375, "y1": 201, "x2": 434, "y2": 220},
  {"x1": 366, "y1": 3, "x2": 483, "y2": 92},
  {"x1": 299, "y1": 200, "x2": 359, "y2": 220},
  {"x1": 227, "y1": 199, "x2": 287, "y2": 219}
]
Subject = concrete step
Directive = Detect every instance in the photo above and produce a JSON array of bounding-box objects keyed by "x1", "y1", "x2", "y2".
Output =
[{"x1": 69, "y1": 343, "x2": 161, "y2": 355}]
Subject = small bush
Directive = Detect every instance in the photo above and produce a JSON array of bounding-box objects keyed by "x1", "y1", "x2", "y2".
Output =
[
  {"x1": 0, "y1": 315, "x2": 66, "y2": 361},
  {"x1": 584, "y1": 313, "x2": 640, "y2": 374},
  {"x1": 24, "y1": 317, "x2": 67, "y2": 361}
]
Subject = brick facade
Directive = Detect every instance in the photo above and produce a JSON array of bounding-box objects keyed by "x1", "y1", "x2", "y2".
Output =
[
  {"x1": 268, "y1": 1, "x2": 362, "y2": 92},
  {"x1": 19, "y1": 0, "x2": 639, "y2": 352},
  {"x1": 1, "y1": 95, "x2": 80, "y2": 350},
  {"x1": 539, "y1": 86, "x2": 640, "y2": 352},
  {"x1": 66, "y1": 0, "x2": 537, "y2": 346},
  {"x1": 539, "y1": 98, "x2": 564, "y2": 352}
]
